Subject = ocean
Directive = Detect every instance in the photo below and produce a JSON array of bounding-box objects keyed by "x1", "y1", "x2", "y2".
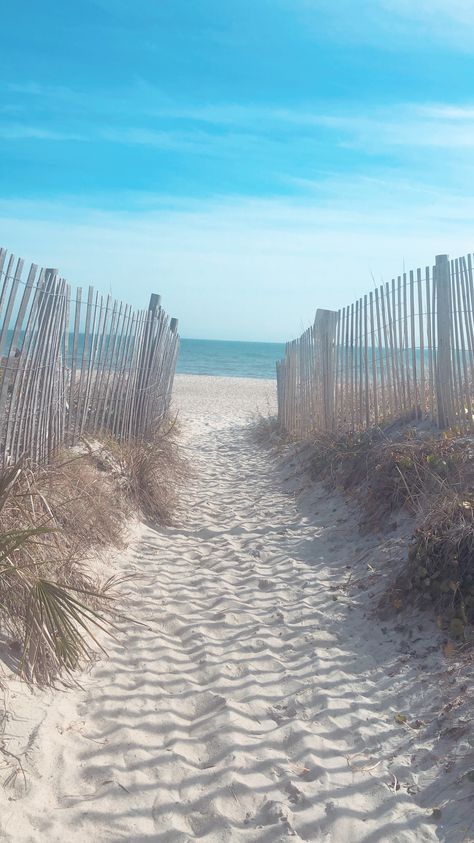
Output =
[
  {"x1": 4, "y1": 328, "x2": 439, "y2": 382},
  {"x1": 2, "y1": 330, "x2": 284, "y2": 380},
  {"x1": 176, "y1": 339, "x2": 285, "y2": 380}
]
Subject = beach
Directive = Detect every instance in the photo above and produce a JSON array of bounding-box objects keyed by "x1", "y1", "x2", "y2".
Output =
[
  {"x1": 0, "y1": 375, "x2": 465, "y2": 841},
  {"x1": 173, "y1": 374, "x2": 277, "y2": 420}
]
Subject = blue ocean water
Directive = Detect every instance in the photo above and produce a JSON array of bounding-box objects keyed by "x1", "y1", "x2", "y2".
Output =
[
  {"x1": 176, "y1": 338, "x2": 285, "y2": 379},
  {"x1": 2, "y1": 330, "x2": 283, "y2": 379},
  {"x1": 3, "y1": 328, "x2": 440, "y2": 382}
]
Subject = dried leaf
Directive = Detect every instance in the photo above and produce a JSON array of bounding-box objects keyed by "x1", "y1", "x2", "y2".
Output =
[{"x1": 394, "y1": 712, "x2": 407, "y2": 725}]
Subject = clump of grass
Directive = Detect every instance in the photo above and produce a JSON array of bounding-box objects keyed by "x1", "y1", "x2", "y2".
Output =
[
  {"x1": 308, "y1": 423, "x2": 474, "y2": 528},
  {"x1": 401, "y1": 495, "x2": 474, "y2": 638},
  {"x1": 0, "y1": 419, "x2": 185, "y2": 684},
  {"x1": 251, "y1": 414, "x2": 281, "y2": 447},
  {"x1": 305, "y1": 421, "x2": 474, "y2": 636},
  {"x1": 33, "y1": 450, "x2": 128, "y2": 553},
  {"x1": 307, "y1": 425, "x2": 411, "y2": 529},
  {"x1": 107, "y1": 419, "x2": 187, "y2": 525},
  {"x1": 0, "y1": 459, "x2": 128, "y2": 684},
  {"x1": 309, "y1": 427, "x2": 384, "y2": 490}
]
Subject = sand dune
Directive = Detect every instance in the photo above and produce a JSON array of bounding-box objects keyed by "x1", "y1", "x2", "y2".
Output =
[{"x1": 0, "y1": 376, "x2": 468, "y2": 841}]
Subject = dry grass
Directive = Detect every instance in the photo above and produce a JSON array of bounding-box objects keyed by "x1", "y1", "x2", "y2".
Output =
[
  {"x1": 0, "y1": 420, "x2": 185, "y2": 684},
  {"x1": 0, "y1": 454, "x2": 129, "y2": 684},
  {"x1": 307, "y1": 423, "x2": 471, "y2": 524},
  {"x1": 106, "y1": 419, "x2": 187, "y2": 525},
  {"x1": 403, "y1": 497, "x2": 474, "y2": 636},
  {"x1": 251, "y1": 414, "x2": 282, "y2": 447},
  {"x1": 305, "y1": 421, "x2": 474, "y2": 637}
]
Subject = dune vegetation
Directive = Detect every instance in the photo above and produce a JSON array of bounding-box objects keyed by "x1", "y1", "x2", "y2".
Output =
[{"x1": 0, "y1": 422, "x2": 185, "y2": 685}]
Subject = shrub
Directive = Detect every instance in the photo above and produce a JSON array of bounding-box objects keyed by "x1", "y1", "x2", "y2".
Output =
[{"x1": 0, "y1": 459, "x2": 127, "y2": 683}]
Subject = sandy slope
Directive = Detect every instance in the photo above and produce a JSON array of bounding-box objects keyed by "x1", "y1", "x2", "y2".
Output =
[{"x1": 0, "y1": 376, "x2": 471, "y2": 841}]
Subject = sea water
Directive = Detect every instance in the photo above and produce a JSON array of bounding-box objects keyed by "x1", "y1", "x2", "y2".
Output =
[
  {"x1": 4, "y1": 328, "x2": 436, "y2": 382},
  {"x1": 176, "y1": 339, "x2": 285, "y2": 380},
  {"x1": 2, "y1": 330, "x2": 284, "y2": 380}
]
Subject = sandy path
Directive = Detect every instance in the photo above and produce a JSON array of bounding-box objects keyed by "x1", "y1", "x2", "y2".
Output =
[{"x1": 1, "y1": 378, "x2": 443, "y2": 841}]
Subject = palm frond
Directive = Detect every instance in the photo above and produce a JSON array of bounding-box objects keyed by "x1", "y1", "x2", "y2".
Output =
[{"x1": 22, "y1": 578, "x2": 115, "y2": 682}]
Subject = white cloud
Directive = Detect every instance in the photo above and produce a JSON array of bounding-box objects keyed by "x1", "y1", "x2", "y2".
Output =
[
  {"x1": 1, "y1": 177, "x2": 473, "y2": 342},
  {"x1": 289, "y1": 0, "x2": 474, "y2": 47},
  {"x1": 7, "y1": 73, "x2": 474, "y2": 159},
  {"x1": 142, "y1": 100, "x2": 474, "y2": 155},
  {"x1": 316, "y1": 105, "x2": 474, "y2": 151},
  {"x1": 380, "y1": 0, "x2": 474, "y2": 28},
  {"x1": 0, "y1": 125, "x2": 84, "y2": 141},
  {"x1": 6, "y1": 99, "x2": 474, "y2": 157}
]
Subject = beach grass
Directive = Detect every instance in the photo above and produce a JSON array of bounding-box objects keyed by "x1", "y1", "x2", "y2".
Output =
[
  {"x1": 0, "y1": 422, "x2": 184, "y2": 685},
  {"x1": 292, "y1": 420, "x2": 474, "y2": 636}
]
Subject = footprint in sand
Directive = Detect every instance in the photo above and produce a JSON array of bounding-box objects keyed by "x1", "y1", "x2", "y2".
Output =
[
  {"x1": 7, "y1": 383, "x2": 443, "y2": 843},
  {"x1": 258, "y1": 577, "x2": 275, "y2": 591}
]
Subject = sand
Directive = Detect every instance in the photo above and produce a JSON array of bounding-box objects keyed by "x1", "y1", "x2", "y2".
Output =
[
  {"x1": 0, "y1": 374, "x2": 472, "y2": 841},
  {"x1": 172, "y1": 374, "x2": 277, "y2": 420}
]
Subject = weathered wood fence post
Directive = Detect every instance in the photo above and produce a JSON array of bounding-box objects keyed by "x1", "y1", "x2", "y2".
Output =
[
  {"x1": 133, "y1": 292, "x2": 161, "y2": 437},
  {"x1": 434, "y1": 254, "x2": 453, "y2": 428},
  {"x1": 314, "y1": 308, "x2": 338, "y2": 431}
]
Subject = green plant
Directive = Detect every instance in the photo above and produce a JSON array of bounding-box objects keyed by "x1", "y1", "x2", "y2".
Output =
[{"x1": 0, "y1": 460, "x2": 124, "y2": 684}]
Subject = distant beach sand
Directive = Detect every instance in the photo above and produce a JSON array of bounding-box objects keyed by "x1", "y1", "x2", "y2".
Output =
[
  {"x1": 173, "y1": 373, "x2": 277, "y2": 420},
  {"x1": 0, "y1": 375, "x2": 453, "y2": 841}
]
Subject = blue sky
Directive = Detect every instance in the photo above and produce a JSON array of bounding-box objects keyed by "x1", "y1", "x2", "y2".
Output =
[{"x1": 2, "y1": 1, "x2": 474, "y2": 341}]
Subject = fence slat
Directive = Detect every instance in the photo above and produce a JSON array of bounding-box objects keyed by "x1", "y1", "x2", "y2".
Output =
[
  {"x1": 409, "y1": 270, "x2": 417, "y2": 417},
  {"x1": 417, "y1": 268, "x2": 425, "y2": 416},
  {"x1": 363, "y1": 294, "x2": 370, "y2": 428},
  {"x1": 369, "y1": 292, "x2": 378, "y2": 426},
  {"x1": 68, "y1": 287, "x2": 82, "y2": 443},
  {"x1": 75, "y1": 285, "x2": 94, "y2": 440},
  {"x1": 0, "y1": 247, "x2": 180, "y2": 467},
  {"x1": 0, "y1": 262, "x2": 36, "y2": 457},
  {"x1": 276, "y1": 249, "x2": 474, "y2": 439},
  {"x1": 435, "y1": 255, "x2": 454, "y2": 428}
]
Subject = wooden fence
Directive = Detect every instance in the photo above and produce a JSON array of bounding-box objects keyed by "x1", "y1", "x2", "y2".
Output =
[
  {"x1": 277, "y1": 252, "x2": 474, "y2": 437},
  {"x1": 0, "y1": 246, "x2": 179, "y2": 467}
]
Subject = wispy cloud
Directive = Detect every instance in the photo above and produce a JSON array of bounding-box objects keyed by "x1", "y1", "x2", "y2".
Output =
[
  {"x1": 8, "y1": 75, "x2": 474, "y2": 156},
  {"x1": 381, "y1": 0, "x2": 474, "y2": 29},
  {"x1": 289, "y1": 0, "x2": 474, "y2": 47},
  {"x1": 4, "y1": 99, "x2": 474, "y2": 157},
  {"x1": 0, "y1": 124, "x2": 84, "y2": 141},
  {"x1": 99, "y1": 127, "x2": 200, "y2": 151},
  {"x1": 315, "y1": 105, "x2": 474, "y2": 151},
  {"x1": 1, "y1": 174, "x2": 473, "y2": 341}
]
